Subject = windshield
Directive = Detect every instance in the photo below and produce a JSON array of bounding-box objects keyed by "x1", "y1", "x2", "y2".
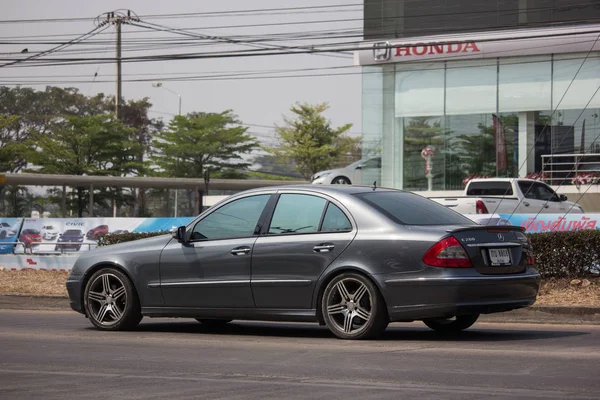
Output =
[
  {"x1": 63, "y1": 230, "x2": 82, "y2": 236},
  {"x1": 355, "y1": 191, "x2": 475, "y2": 226}
]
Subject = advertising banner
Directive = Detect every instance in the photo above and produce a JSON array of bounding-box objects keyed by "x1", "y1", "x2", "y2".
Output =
[
  {"x1": 0, "y1": 218, "x2": 23, "y2": 254},
  {"x1": 15, "y1": 217, "x2": 195, "y2": 255},
  {"x1": 498, "y1": 213, "x2": 599, "y2": 233}
]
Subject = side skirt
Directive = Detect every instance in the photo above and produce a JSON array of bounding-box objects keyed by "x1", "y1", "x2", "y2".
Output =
[{"x1": 141, "y1": 307, "x2": 318, "y2": 323}]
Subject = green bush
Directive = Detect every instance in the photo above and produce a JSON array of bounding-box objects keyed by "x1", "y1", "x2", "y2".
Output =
[
  {"x1": 97, "y1": 231, "x2": 168, "y2": 247},
  {"x1": 527, "y1": 230, "x2": 600, "y2": 278}
]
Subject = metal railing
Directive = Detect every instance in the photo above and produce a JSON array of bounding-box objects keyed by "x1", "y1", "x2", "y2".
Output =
[
  {"x1": 8, "y1": 241, "x2": 97, "y2": 255},
  {"x1": 541, "y1": 153, "x2": 600, "y2": 185}
]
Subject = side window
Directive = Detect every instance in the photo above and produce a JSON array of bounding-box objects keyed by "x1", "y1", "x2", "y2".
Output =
[
  {"x1": 518, "y1": 182, "x2": 536, "y2": 199},
  {"x1": 535, "y1": 183, "x2": 558, "y2": 202},
  {"x1": 190, "y1": 195, "x2": 270, "y2": 241},
  {"x1": 320, "y1": 203, "x2": 352, "y2": 232},
  {"x1": 268, "y1": 194, "x2": 327, "y2": 234}
]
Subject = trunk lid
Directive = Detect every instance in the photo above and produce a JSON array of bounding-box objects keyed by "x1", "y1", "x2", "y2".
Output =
[{"x1": 449, "y1": 226, "x2": 529, "y2": 274}]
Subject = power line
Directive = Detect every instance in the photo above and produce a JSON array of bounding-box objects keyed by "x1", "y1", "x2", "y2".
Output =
[
  {"x1": 3, "y1": 28, "x2": 600, "y2": 70},
  {"x1": 0, "y1": 25, "x2": 109, "y2": 69}
]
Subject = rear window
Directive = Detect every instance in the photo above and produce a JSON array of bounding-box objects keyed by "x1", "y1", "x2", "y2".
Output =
[
  {"x1": 355, "y1": 191, "x2": 474, "y2": 226},
  {"x1": 466, "y1": 181, "x2": 513, "y2": 196}
]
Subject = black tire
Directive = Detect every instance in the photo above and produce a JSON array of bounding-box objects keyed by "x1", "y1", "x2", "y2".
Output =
[
  {"x1": 195, "y1": 318, "x2": 233, "y2": 327},
  {"x1": 83, "y1": 267, "x2": 142, "y2": 331},
  {"x1": 321, "y1": 272, "x2": 388, "y2": 340},
  {"x1": 423, "y1": 314, "x2": 480, "y2": 333},
  {"x1": 331, "y1": 176, "x2": 351, "y2": 185}
]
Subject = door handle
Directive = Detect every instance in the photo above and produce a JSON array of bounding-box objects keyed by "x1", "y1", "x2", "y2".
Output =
[
  {"x1": 313, "y1": 243, "x2": 335, "y2": 253},
  {"x1": 231, "y1": 246, "x2": 251, "y2": 256},
  {"x1": 523, "y1": 202, "x2": 530, "y2": 206},
  {"x1": 543, "y1": 204, "x2": 549, "y2": 208}
]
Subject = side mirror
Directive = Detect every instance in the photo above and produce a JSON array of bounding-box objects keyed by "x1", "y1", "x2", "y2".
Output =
[
  {"x1": 559, "y1": 194, "x2": 568, "y2": 202},
  {"x1": 172, "y1": 226, "x2": 187, "y2": 242},
  {"x1": 355, "y1": 165, "x2": 363, "y2": 170}
]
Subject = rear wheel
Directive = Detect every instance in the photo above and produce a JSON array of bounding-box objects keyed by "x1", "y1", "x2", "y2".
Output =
[
  {"x1": 321, "y1": 272, "x2": 388, "y2": 340},
  {"x1": 84, "y1": 268, "x2": 142, "y2": 331},
  {"x1": 195, "y1": 318, "x2": 232, "y2": 327},
  {"x1": 423, "y1": 314, "x2": 479, "y2": 333}
]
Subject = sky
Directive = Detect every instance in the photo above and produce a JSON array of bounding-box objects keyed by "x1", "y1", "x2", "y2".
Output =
[{"x1": 0, "y1": 0, "x2": 364, "y2": 151}]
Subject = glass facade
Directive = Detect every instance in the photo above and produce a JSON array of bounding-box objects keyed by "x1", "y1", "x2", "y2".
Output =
[
  {"x1": 361, "y1": 53, "x2": 600, "y2": 189},
  {"x1": 364, "y1": 0, "x2": 600, "y2": 40}
]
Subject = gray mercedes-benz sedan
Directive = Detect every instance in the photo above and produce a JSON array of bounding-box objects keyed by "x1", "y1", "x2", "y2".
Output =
[{"x1": 66, "y1": 185, "x2": 540, "y2": 340}]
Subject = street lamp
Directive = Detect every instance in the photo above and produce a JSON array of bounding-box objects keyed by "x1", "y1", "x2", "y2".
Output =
[
  {"x1": 152, "y1": 82, "x2": 182, "y2": 217},
  {"x1": 152, "y1": 82, "x2": 182, "y2": 116}
]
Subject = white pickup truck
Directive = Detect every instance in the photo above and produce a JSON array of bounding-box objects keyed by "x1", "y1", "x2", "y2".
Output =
[{"x1": 427, "y1": 178, "x2": 585, "y2": 215}]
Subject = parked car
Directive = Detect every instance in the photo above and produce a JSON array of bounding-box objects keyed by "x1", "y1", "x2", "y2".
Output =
[
  {"x1": 427, "y1": 178, "x2": 584, "y2": 215},
  {"x1": 67, "y1": 185, "x2": 540, "y2": 339},
  {"x1": 56, "y1": 229, "x2": 85, "y2": 252},
  {"x1": 19, "y1": 229, "x2": 42, "y2": 248},
  {"x1": 311, "y1": 157, "x2": 381, "y2": 185},
  {"x1": 41, "y1": 225, "x2": 59, "y2": 241},
  {"x1": 0, "y1": 221, "x2": 18, "y2": 239},
  {"x1": 86, "y1": 225, "x2": 109, "y2": 240},
  {"x1": 111, "y1": 230, "x2": 130, "y2": 235}
]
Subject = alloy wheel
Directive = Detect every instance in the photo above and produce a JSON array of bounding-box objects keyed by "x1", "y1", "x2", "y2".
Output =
[
  {"x1": 87, "y1": 273, "x2": 127, "y2": 326},
  {"x1": 326, "y1": 278, "x2": 373, "y2": 335}
]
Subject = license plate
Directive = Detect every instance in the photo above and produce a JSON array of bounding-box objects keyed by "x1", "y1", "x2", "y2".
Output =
[{"x1": 488, "y1": 248, "x2": 511, "y2": 265}]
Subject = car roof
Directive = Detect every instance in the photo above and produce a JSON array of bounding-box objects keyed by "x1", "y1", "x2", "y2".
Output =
[{"x1": 240, "y1": 184, "x2": 399, "y2": 196}]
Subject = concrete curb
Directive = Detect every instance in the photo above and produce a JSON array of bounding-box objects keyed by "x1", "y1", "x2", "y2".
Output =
[{"x1": 1, "y1": 294, "x2": 599, "y2": 324}]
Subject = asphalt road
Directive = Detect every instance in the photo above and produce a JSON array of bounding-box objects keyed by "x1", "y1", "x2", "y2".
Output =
[{"x1": 0, "y1": 310, "x2": 598, "y2": 399}]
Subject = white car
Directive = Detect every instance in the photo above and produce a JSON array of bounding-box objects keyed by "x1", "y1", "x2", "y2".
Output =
[
  {"x1": 311, "y1": 157, "x2": 381, "y2": 185},
  {"x1": 41, "y1": 225, "x2": 59, "y2": 241},
  {"x1": 0, "y1": 222, "x2": 18, "y2": 239}
]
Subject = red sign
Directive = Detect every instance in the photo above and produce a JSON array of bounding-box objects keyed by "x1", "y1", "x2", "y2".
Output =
[{"x1": 394, "y1": 41, "x2": 480, "y2": 58}]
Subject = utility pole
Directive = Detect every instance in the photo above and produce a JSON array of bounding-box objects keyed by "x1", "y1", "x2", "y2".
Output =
[
  {"x1": 116, "y1": 21, "x2": 122, "y2": 119},
  {"x1": 95, "y1": 10, "x2": 139, "y2": 120}
]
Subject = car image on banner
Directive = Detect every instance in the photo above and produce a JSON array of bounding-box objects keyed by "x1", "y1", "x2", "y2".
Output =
[{"x1": 0, "y1": 218, "x2": 23, "y2": 254}]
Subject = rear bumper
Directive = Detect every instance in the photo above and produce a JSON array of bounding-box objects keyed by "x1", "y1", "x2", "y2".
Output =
[{"x1": 380, "y1": 270, "x2": 541, "y2": 321}]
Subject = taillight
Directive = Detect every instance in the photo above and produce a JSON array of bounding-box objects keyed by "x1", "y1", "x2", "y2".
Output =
[
  {"x1": 475, "y1": 200, "x2": 488, "y2": 214},
  {"x1": 423, "y1": 236, "x2": 472, "y2": 268},
  {"x1": 525, "y1": 237, "x2": 535, "y2": 265}
]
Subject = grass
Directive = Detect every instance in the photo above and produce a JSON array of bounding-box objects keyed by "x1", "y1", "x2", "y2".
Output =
[{"x1": 0, "y1": 270, "x2": 598, "y2": 306}]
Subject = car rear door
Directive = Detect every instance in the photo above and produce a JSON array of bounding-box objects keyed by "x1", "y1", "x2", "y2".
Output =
[
  {"x1": 159, "y1": 193, "x2": 272, "y2": 308},
  {"x1": 250, "y1": 192, "x2": 356, "y2": 309}
]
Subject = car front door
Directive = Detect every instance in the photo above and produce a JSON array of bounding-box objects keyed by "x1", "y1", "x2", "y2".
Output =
[
  {"x1": 251, "y1": 192, "x2": 356, "y2": 309},
  {"x1": 159, "y1": 193, "x2": 272, "y2": 308}
]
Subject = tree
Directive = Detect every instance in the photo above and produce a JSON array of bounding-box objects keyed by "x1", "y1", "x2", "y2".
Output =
[
  {"x1": 268, "y1": 102, "x2": 358, "y2": 180},
  {"x1": 152, "y1": 111, "x2": 258, "y2": 216},
  {"x1": 115, "y1": 98, "x2": 163, "y2": 217},
  {"x1": 0, "y1": 86, "x2": 108, "y2": 173},
  {"x1": 0, "y1": 114, "x2": 22, "y2": 173},
  {"x1": 24, "y1": 115, "x2": 139, "y2": 217},
  {"x1": 152, "y1": 111, "x2": 258, "y2": 177}
]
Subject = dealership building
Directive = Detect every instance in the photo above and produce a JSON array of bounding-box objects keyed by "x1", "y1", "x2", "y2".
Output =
[{"x1": 356, "y1": 0, "x2": 600, "y2": 191}]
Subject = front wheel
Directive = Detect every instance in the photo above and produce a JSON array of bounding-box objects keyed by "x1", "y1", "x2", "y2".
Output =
[
  {"x1": 321, "y1": 273, "x2": 388, "y2": 340},
  {"x1": 331, "y1": 176, "x2": 351, "y2": 185},
  {"x1": 84, "y1": 268, "x2": 142, "y2": 331},
  {"x1": 423, "y1": 314, "x2": 480, "y2": 333}
]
